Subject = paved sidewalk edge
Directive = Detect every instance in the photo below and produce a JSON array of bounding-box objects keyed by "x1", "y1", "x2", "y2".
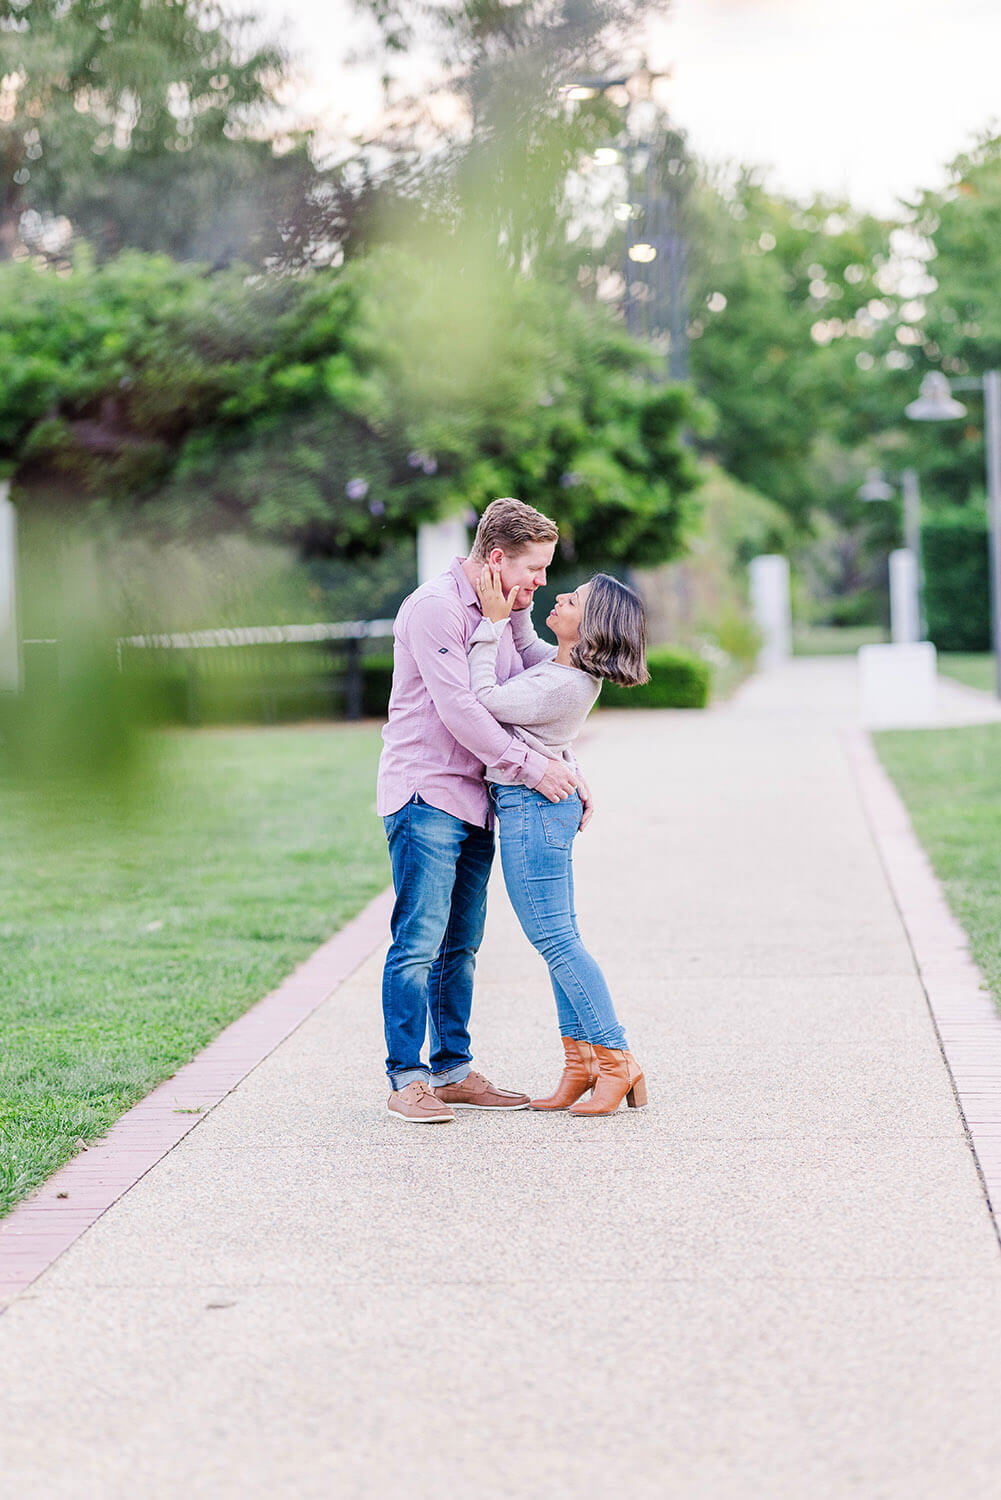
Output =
[
  {"x1": 846, "y1": 728, "x2": 1001, "y2": 1251},
  {"x1": 0, "y1": 885, "x2": 394, "y2": 1312}
]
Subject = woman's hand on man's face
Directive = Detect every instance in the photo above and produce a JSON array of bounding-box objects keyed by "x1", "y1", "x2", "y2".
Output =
[{"x1": 475, "y1": 564, "x2": 519, "y2": 622}]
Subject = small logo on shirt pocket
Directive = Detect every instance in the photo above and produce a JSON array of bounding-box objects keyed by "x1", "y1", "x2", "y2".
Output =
[{"x1": 438, "y1": 647, "x2": 448, "y2": 654}]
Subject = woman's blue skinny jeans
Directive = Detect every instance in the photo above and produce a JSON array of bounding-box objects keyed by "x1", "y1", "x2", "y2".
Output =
[{"x1": 490, "y1": 783, "x2": 628, "y2": 1050}]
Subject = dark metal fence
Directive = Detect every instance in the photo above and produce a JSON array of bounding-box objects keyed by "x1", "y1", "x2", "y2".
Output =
[{"x1": 24, "y1": 621, "x2": 395, "y2": 726}]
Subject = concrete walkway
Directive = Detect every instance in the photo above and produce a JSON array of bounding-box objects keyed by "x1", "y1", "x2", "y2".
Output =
[{"x1": 4, "y1": 658, "x2": 1001, "y2": 1497}]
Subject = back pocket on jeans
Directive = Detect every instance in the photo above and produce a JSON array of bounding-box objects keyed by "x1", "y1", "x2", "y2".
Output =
[{"x1": 539, "y1": 800, "x2": 578, "y2": 848}]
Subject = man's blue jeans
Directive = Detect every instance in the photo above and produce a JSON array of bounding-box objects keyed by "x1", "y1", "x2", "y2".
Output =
[
  {"x1": 490, "y1": 783, "x2": 628, "y2": 1050},
  {"x1": 382, "y1": 794, "x2": 494, "y2": 1090}
]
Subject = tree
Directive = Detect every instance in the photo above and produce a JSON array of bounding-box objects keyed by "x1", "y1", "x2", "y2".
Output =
[
  {"x1": 336, "y1": 0, "x2": 657, "y2": 271},
  {"x1": 684, "y1": 168, "x2": 897, "y2": 526},
  {"x1": 897, "y1": 131, "x2": 1001, "y2": 509},
  {"x1": 2, "y1": 245, "x2": 699, "y2": 567},
  {"x1": 0, "y1": 0, "x2": 288, "y2": 259}
]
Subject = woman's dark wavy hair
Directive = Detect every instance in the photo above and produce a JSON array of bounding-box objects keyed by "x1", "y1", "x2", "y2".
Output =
[{"x1": 570, "y1": 574, "x2": 650, "y2": 687}]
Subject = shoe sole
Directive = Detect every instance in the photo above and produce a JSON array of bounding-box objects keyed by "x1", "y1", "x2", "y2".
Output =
[
  {"x1": 438, "y1": 1101, "x2": 530, "y2": 1111},
  {"x1": 568, "y1": 1103, "x2": 648, "y2": 1116},
  {"x1": 387, "y1": 1106, "x2": 455, "y2": 1123}
]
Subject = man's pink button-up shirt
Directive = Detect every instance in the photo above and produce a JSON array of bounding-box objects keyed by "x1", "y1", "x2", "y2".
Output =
[{"x1": 376, "y1": 557, "x2": 554, "y2": 827}]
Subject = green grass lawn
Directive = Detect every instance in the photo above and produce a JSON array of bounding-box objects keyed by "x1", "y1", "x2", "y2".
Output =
[
  {"x1": 937, "y1": 653, "x2": 997, "y2": 695},
  {"x1": 0, "y1": 723, "x2": 389, "y2": 1217},
  {"x1": 792, "y1": 624, "x2": 889, "y2": 656},
  {"x1": 874, "y1": 724, "x2": 1001, "y2": 1012}
]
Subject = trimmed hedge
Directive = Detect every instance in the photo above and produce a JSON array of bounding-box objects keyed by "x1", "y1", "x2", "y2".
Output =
[
  {"x1": 600, "y1": 645, "x2": 711, "y2": 709},
  {"x1": 361, "y1": 643, "x2": 711, "y2": 717},
  {"x1": 923, "y1": 511, "x2": 991, "y2": 652}
]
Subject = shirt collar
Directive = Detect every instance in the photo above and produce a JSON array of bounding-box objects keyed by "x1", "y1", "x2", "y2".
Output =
[{"x1": 450, "y1": 556, "x2": 479, "y2": 609}]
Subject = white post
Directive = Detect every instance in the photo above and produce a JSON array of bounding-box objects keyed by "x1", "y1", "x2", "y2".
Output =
[
  {"x1": 889, "y1": 548, "x2": 921, "y2": 644},
  {"x1": 858, "y1": 641, "x2": 938, "y2": 727},
  {"x1": 984, "y1": 370, "x2": 1001, "y2": 698},
  {"x1": 417, "y1": 515, "x2": 469, "y2": 585},
  {"x1": 749, "y1": 554, "x2": 791, "y2": 666},
  {"x1": 0, "y1": 481, "x2": 19, "y2": 691},
  {"x1": 900, "y1": 467, "x2": 925, "y2": 636}
]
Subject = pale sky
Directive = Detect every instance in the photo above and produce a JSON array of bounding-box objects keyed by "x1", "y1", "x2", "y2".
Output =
[{"x1": 248, "y1": 0, "x2": 1001, "y2": 215}]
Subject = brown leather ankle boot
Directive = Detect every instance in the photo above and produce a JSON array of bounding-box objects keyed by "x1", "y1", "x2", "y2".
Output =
[
  {"x1": 568, "y1": 1045, "x2": 647, "y2": 1115},
  {"x1": 529, "y1": 1038, "x2": 598, "y2": 1110}
]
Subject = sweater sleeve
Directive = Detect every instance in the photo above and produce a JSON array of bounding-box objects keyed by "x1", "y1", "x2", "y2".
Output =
[
  {"x1": 408, "y1": 600, "x2": 549, "y2": 788},
  {"x1": 510, "y1": 602, "x2": 558, "y2": 667},
  {"x1": 468, "y1": 619, "x2": 580, "y2": 729}
]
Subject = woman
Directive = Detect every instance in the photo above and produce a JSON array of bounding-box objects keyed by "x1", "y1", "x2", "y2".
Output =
[{"x1": 468, "y1": 565, "x2": 649, "y2": 1115}]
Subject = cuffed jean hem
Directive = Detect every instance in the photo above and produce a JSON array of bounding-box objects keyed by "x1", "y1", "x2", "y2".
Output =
[
  {"x1": 428, "y1": 1061, "x2": 472, "y2": 1087},
  {"x1": 389, "y1": 1067, "x2": 431, "y2": 1091}
]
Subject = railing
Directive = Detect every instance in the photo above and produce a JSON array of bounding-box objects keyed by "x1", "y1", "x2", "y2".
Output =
[
  {"x1": 116, "y1": 620, "x2": 396, "y2": 656},
  {"x1": 118, "y1": 619, "x2": 396, "y2": 724},
  {"x1": 23, "y1": 621, "x2": 396, "y2": 725}
]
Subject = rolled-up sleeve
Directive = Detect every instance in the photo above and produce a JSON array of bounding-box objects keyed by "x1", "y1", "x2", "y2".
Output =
[{"x1": 409, "y1": 599, "x2": 549, "y2": 788}]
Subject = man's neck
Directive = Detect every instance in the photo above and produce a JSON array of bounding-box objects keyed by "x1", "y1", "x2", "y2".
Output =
[{"x1": 460, "y1": 556, "x2": 481, "y2": 592}]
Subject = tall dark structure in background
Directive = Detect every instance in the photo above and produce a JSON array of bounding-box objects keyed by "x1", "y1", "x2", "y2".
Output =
[{"x1": 623, "y1": 128, "x2": 690, "y2": 382}]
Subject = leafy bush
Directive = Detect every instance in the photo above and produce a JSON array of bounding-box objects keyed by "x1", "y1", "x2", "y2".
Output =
[
  {"x1": 814, "y1": 588, "x2": 884, "y2": 629},
  {"x1": 710, "y1": 606, "x2": 761, "y2": 665},
  {"x1": 922, "y1": 510, "x2": 990, "y2": 652},
  {"x1": 2, "y1": 246, "x2": 700, "y2": 570},
  {"x1": 599, "y1": 646, "x2": 711, "y2": 710}
]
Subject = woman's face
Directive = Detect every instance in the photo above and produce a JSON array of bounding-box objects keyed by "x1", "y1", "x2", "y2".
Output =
[{"x1": 546, "y1": 581, "x2": 591, "y2": 644}]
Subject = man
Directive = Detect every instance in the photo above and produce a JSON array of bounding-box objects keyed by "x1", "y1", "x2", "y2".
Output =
[{"x1": 377, "y1": 497, "x2": 588, "y2": 1123}]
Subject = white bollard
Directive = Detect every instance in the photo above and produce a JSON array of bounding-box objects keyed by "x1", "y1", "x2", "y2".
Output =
[
  {"x1": 417, "y1": 516, "x2": 469, "y2": 585},
  {"x1": 749, "y1": 554, "x2": 792, "y2": 667},
  {"x1": 0, "y1": 481, "x2": 19, "y2": 692},
  {"x1": 889, "y1": 548, "x2": 921, "y2": 644},
  {"x1": 858, "y1": 641, "x2": 938, "y2": 727}
]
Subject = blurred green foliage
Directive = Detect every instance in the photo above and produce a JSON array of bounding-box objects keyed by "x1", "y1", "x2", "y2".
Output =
[
  {"x1": 684, "y1": 169, "x2": 908, "y2": 546},
  {"x1": 3, "y1": 243, "x2": 699, "y2": 567},
  {"x1": 600, "y1": 645, "x2": 710, "y2": 709},
  {"x1": 0, "y1": 0, "x2": 299, "y2": 263},
  {"x1": 921, "y1": 509, "x2": 991, "y2": 652},
  {"x1": 905, "y1": 132, "x2": 1001, "y2": 509},
  {"x1": 633, "y1": 462, "x2": 778, "y2": 661}
]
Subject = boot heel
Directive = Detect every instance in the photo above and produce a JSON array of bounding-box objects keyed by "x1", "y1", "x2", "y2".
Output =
[{"x1": 626, "y1": 1076, "x2": 647, "y2": 1108}]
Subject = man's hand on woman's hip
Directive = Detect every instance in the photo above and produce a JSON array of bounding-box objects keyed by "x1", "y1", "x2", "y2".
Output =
[{"x1": 535, "y1": 759, "x2": 578, "y2": 803}]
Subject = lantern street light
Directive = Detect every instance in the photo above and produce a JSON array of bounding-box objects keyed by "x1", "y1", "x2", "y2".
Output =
[
  {"x1": 905, "y1": 369, "x2": 1001, "y2": 699},
  {"x1": 563, "y1": 72, "x2": 688, "y2": 380},
  {"x1": 904, "y1": 372, "x2": 967, "y2": 422},
  {"x1": 858, "y1": 467, "x2": 895, "y2": 502}
]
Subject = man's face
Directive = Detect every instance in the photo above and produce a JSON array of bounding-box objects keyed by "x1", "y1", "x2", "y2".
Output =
[{"x1": 488, "y1": 541, "x2": 555, "y2": 610}]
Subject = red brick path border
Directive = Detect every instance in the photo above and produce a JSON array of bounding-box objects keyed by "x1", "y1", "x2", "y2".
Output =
[
  {"x1": 0, "y1": 886, "x2": 393, "y2": 1312},
  {"x1": 847, "y1": 729, "x2": 1001, "y2": 1248}
]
